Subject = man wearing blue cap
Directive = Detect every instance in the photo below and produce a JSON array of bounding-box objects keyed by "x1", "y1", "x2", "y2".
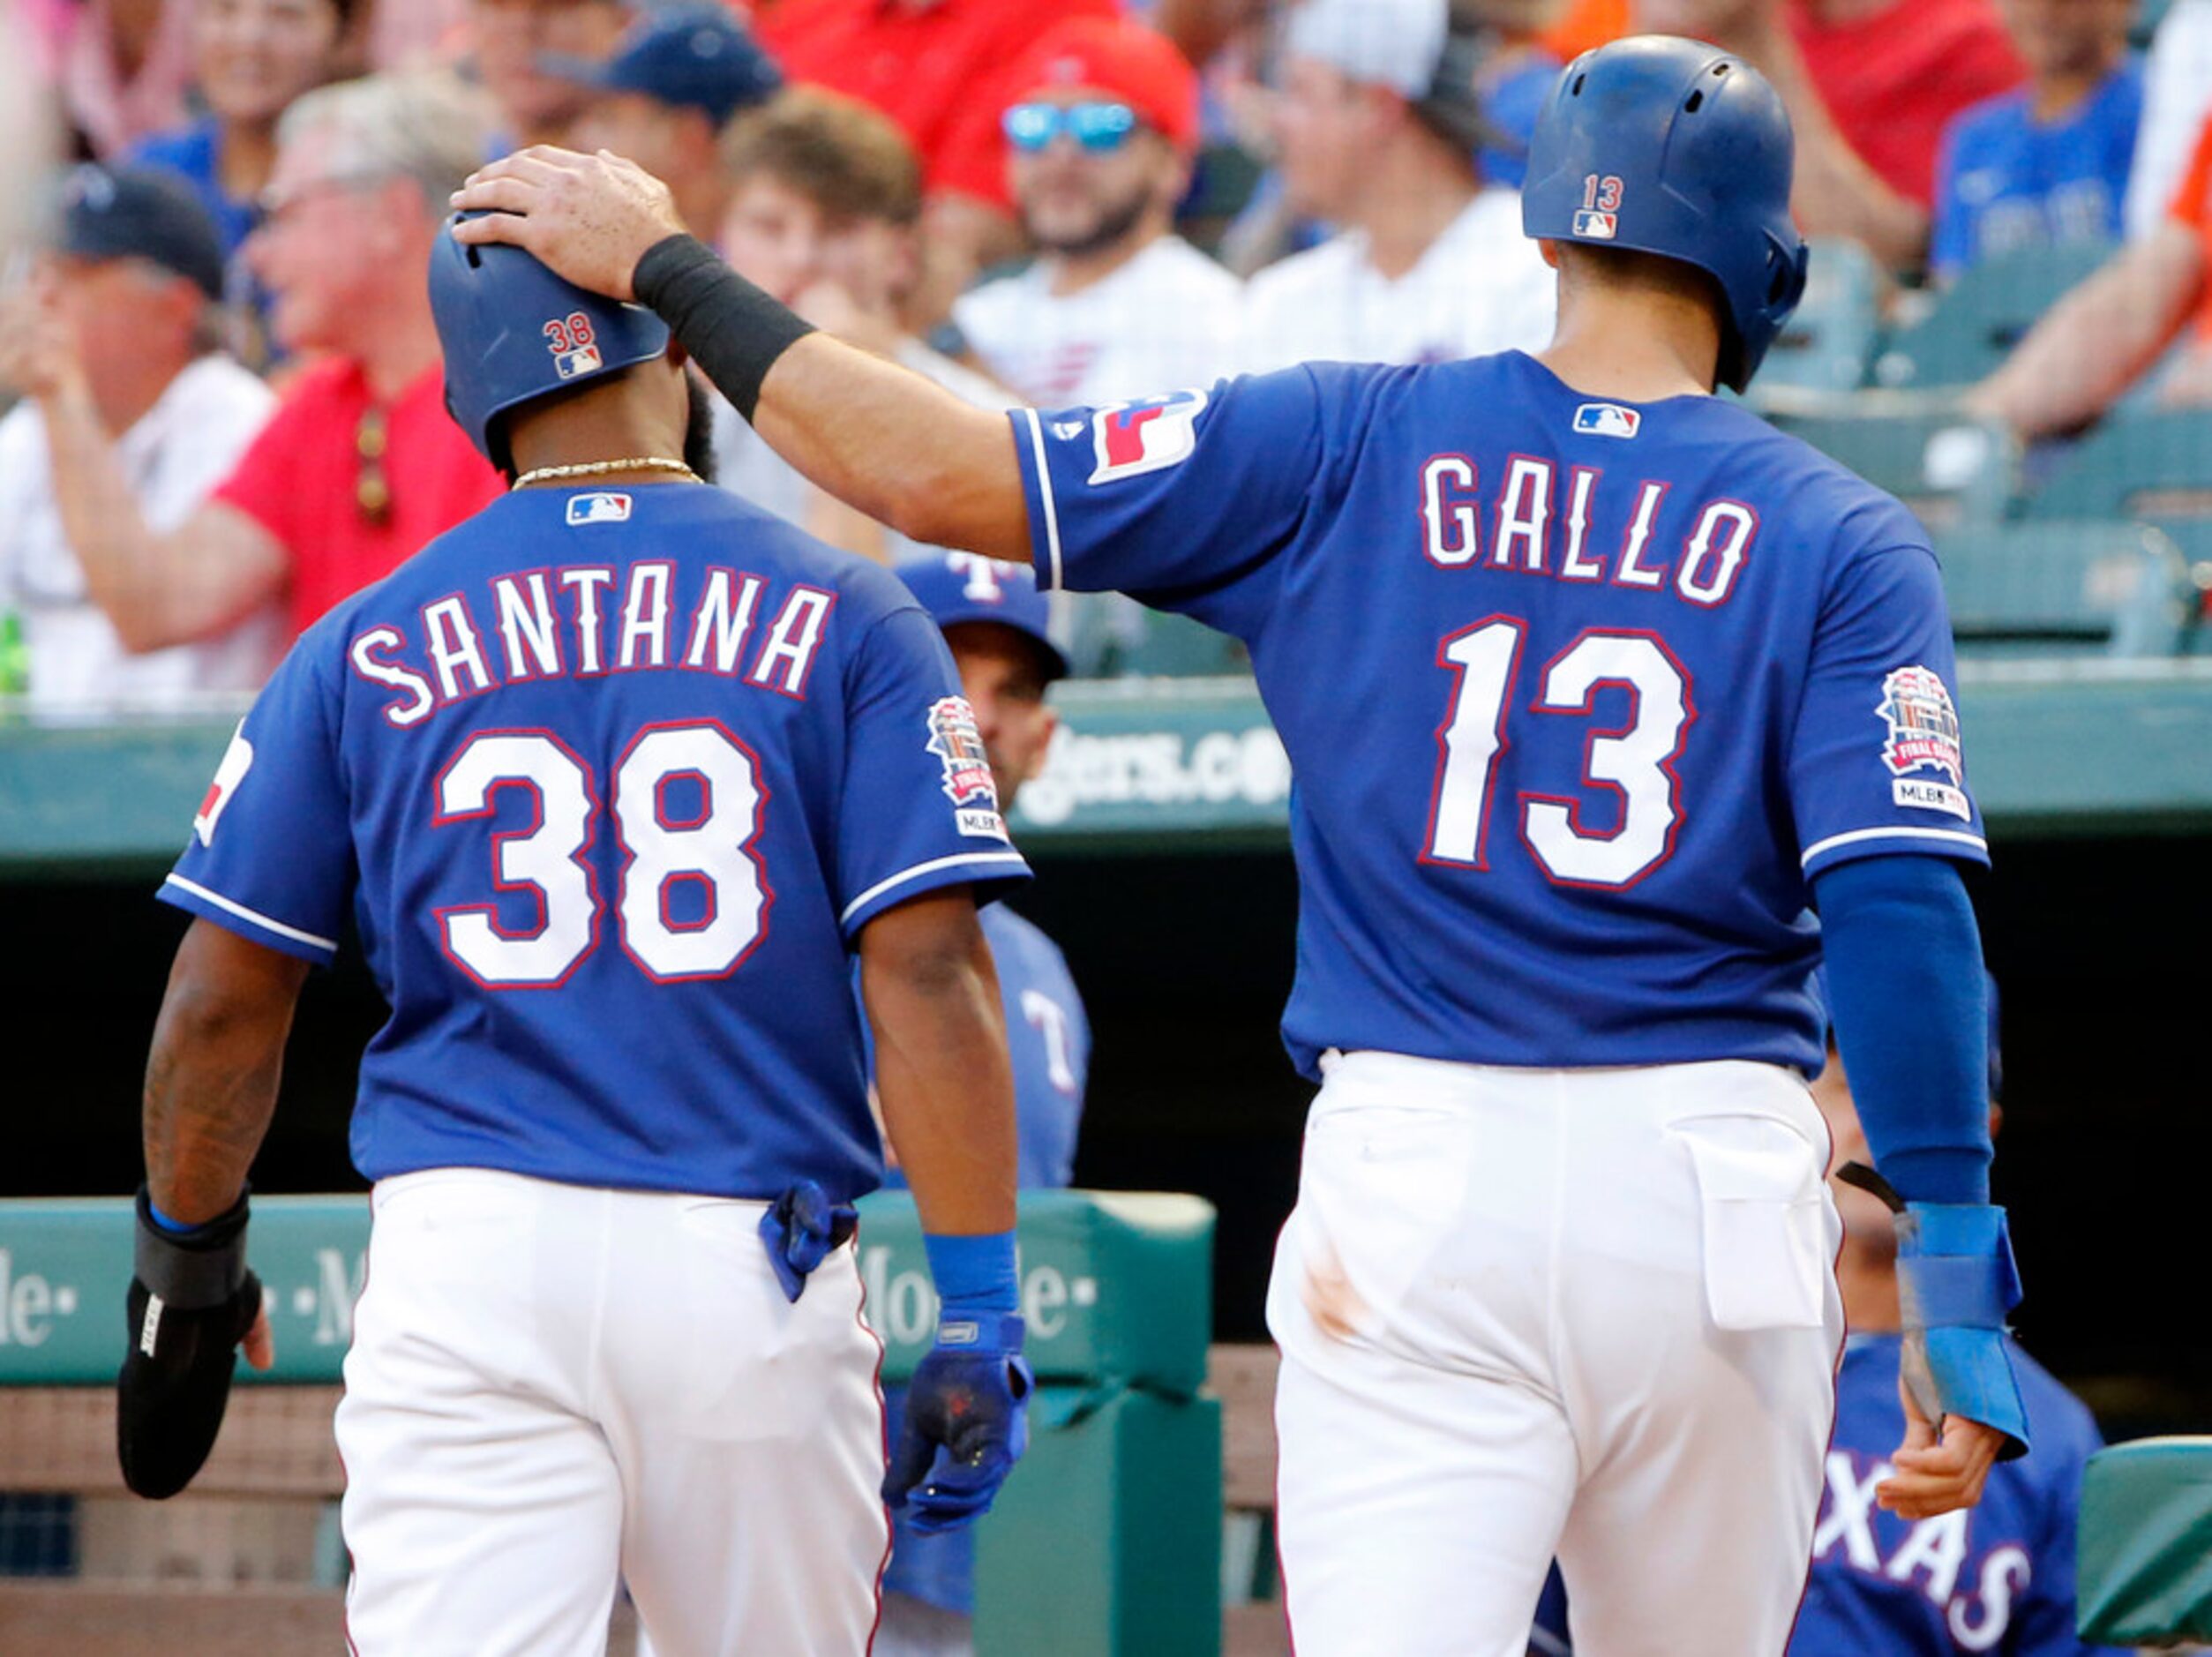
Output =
[
  {"x1": 878, "y1": 550, "x2": 1088, "y2": 1657},
  {"x1": 568, "y1": 4, "x2": 784, "y2": 240},
  {"x1": 0, "y1": 164, "x2": 282, "y2": 710}
]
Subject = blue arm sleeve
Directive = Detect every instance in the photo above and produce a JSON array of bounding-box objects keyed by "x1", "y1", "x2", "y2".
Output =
[{"x1": 1812, "y1": 853, "x2": 1991, "y2": 1205}]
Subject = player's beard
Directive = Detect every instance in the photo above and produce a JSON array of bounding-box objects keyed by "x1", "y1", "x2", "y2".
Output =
[
  {"x1": 1031, "y1": 178, "x2": 1155, "y2": 262},
  {"x1": 683, "y1": 371, "x2": 719, "y2": 485}
]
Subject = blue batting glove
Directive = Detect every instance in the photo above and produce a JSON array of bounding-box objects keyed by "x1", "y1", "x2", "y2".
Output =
[{"x1": 882, "y1": 1311, "x2": 1032, "y2": 1533}]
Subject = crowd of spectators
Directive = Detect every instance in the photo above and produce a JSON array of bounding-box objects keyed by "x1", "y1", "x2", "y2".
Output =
[{"x1": 3, "y1": 0, "x2": 2209, "y2": 714}]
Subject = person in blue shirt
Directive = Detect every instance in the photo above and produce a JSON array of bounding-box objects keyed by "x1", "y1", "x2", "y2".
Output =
[
  {"x1": 115, "y1": 229, "x2": 1035, "y2": 1654},
  {"x1": 1930, "y1": 0, "x2": 2142, "y2": 279},
  {"x1": 1530, "y1": 988, "x2": 2121, "y2": 1657},
  {"x1": 874, "y1": 551, "x2": 1090, "y2": 1657},
  {"x1": 129, "y1": 0, "x2": 354, "y2": 365},
  {"x1": 454, "y1": 34, "x2": 2032, "y2": 1652}
]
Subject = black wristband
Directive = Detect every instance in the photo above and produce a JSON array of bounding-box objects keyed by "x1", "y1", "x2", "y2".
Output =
[
  {"x1": 634, "y1": 233, "x2": 816, "y2": 424},
  {"x1": 133, "y1": 1184, "x2": 251, "y2": 1310}
]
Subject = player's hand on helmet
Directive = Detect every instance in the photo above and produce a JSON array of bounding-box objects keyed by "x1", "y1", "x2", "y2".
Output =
[
  {"x1": 883, "y1": 1312, "x2": 1032, "y2": 1533},
  {"x1": 451, "y1": 147, "x2": 687, "y2": 303},
  {"x1": 116, "y1": 1185, "x2": 274, "y2": 1500},
  {"x1": 1876, "y1": 1377, "x2": 2006, "y2": 1520}
]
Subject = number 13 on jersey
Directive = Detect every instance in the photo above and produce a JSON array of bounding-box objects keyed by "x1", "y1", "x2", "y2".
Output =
[{"x1": 1422, "y1": 619, "x2": 1694, "y2": 888}]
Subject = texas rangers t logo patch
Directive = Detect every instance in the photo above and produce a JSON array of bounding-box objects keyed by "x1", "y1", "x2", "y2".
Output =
[
  {"x1": 926, "y1": 695, "x2": 1009, "y2": 839},
  {"x1": 1088, "y1": 389, "x2": 1209, "y2": 484},
  {"x1": 194, "y1": 722, "x2": 254, "y2": 847}
]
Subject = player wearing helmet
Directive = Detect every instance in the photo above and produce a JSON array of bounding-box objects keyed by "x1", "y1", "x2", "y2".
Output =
[
  {"x1": 122, "y1": 226, "x2": 1034, "y2": 1655},
  {"x1": 455, "y1": 34, "x2": 2026, "y2": 1653}
]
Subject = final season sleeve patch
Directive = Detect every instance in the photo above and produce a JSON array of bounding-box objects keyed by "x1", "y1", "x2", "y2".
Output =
[
  {"x1": 1878, "y1": 665, "x2": 1971, "y2": 821},
  {"x1": 926, "y1": 695, "x2": 1009, "y2": 840}
]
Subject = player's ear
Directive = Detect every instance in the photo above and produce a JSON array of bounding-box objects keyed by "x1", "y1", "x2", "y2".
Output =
[
  {"x1": 1988, "y1": 1104, "x2": 2004, "y2": 1142},
  {"x1": 1537, "y1": 239, "x2": 1563, "y2": 272},
  {"x1": 664, "y1": 337, "x2": 689, "y2": 371}
]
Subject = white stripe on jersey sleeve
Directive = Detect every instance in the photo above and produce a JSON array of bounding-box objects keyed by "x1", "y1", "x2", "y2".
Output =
[
  {"x1": 839, "y1": 851, "x2": 1031, "y2": 928},
  {"x1": 1799, "y1": 826, "x2": 1991, "y2": 868},
  {"x1": 1018, "y1": 407, "x2": 1065, "y2": 592},
  {"x1": 162, "y1": 873, "x2": 341, "y2": 955}
]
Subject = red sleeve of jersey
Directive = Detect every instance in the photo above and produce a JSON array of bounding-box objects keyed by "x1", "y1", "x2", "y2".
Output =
[{"x1": 2167, "y1": 113, "x2": 2212, "y2": 231}]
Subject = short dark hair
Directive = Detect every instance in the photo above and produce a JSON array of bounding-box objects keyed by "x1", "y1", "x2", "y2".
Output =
[{"x1": 720, "y1": 88, "x2": 922, "y2": 228}]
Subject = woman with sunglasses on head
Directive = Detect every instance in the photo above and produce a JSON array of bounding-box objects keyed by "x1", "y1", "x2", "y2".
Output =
[{"x1": 948, "y1": 16, "x2": 1242, "y2": 412}]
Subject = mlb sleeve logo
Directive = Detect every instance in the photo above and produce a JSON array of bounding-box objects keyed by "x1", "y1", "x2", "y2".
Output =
[
  {"x1": 1878, "y1": 665, "x2": 1972, "y2": 821},
  {"x1": 926, "y1": 695, "x2": 1009, "y2": 840},
  {"x1": 193, "y1": 722, "x2": 255, "y2": 847},
  {"x1": 1088, "y1": 389, "x2": 1210, "y2": 484}
]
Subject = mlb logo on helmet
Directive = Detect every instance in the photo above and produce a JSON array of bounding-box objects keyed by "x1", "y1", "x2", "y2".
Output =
[
  {"x1": 543, "y1": 311, "x2": 603, "y2": 380},
  {"x1": 1573, "y1": 402, "x2": 1641, "y2": 439},
  {"x1": 566, "y1": 492, "x2": 633, "y2": 525},
  {"x1": 1572, "y1": 209, "x2": 1617, "y2": 238}
]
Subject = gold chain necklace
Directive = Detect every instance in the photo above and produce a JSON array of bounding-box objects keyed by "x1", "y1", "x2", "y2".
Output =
[{"x1": 510, "y1": 456, "x2": 700, "y2": 490}]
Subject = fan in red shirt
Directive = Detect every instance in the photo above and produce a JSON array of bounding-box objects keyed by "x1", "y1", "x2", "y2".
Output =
[
  {"x1": 28, "y1": 74, "x2": 499, "y2": 656},
  {"x1": 1638, "y1": 0, "x2": 2024, "y2": 270},
  {"x1": 757, "y1": 0, "x2": 1119, "y2": 320}
]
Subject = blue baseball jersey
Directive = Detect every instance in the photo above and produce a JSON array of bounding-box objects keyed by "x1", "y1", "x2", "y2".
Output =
[
  {"x1": 1793, "y1": 1333, "x2": 2118, "y2": 1657},
  {"x1": 1931, "y1": 60, "x2": 2142, "y2": 277},
  {"x1": 880, "y1": 901, "x2": 1087, "y2": 1614},
  {"x1": 161, "y1": 483, "x2": 1028, "y2": 1202},
  {"x1": 1009, "y1": 352, "x2": 1987, "y2": 1080}
]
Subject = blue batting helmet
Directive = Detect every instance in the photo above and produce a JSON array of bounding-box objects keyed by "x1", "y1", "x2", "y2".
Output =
[
  {"x1": 429, "y1": 214, "x2": 672, "y2": 468},
  {"x1": 1521, "y1": 34, "x2": 1808, "y2": 393}
]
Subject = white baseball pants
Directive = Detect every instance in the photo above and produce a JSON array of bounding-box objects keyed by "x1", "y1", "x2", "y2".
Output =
[
  {"x1": 335, "y1": 1169, "x2": 889, "y2": 1657},
  {"x1": 1268, "y1": 1053, "x2": 1843, "y2": 1657}
]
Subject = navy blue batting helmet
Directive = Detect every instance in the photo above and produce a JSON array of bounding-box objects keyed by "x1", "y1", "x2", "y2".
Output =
[
  {"x1": 1522, "y1": 34, "x2": 1808, "y2": 393},
  {"x1": 429, "y1": 214, "x2": 673, "y2": 468}
]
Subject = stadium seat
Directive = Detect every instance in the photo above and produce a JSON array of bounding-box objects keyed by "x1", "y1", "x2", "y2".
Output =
[
  {"x1": 1755, "y1": 237, "x2": 1880, "y2": 395},
  {"x1": 2028, "y1": 408, "x2": 2212, "y2": 522},
  {"x1": 1872, "y1": 242, "x2": 2112, "y2": 391},
  {"x1": 1766, "y1": 403, "x2": 2018, "y2": 529},
  {"x1": 1935, "y1": 521, "x2": 2194, "y2": 658}
]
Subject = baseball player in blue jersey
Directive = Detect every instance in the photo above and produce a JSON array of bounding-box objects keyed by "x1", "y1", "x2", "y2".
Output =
[
  {"x1": 456, "y1": 32, "x2": 2032, "y2": 1653},
  {"x1": 115, "y1": 228, "x2": 1038, "y2": 1655},
  {"x1": 876, "y1": 550, "x2": 1089, "y2": 1657}
]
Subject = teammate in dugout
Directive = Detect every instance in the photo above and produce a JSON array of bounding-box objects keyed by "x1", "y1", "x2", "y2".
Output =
[
  {"x1": 454, "y1": 34, "x2": 2031, "y2": 1653},
  {"x1": 116, "y1": 229, "x2": 1038, "y2": 1653},
  {"x1": 1531, "y1": 986, "x2": 2121, "y2": 1657}
]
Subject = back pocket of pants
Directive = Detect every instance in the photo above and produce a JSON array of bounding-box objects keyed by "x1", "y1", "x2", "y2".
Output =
[{"x1": 1670, "y1": 1114, "x2": 1831, "y2": 1331}]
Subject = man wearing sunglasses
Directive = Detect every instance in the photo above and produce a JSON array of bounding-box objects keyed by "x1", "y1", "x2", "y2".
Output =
[
  {"x1": 949, "y1": 16, "x2": 1242, "y2": 410},
  {"x1": 25, "y1": 75, "x2": 502, "y2": 664}
]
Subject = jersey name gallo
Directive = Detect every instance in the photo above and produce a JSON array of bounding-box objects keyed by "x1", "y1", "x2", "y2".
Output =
[{"x1": 1419, "y1": 454, "x2": 1756, "y2": 607}]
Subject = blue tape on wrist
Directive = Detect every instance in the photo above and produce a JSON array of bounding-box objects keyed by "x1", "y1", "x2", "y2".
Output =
[
  {"x1": 1895, "y1": 1202, "x2": 2031, "y2": 1458},
  {"x1": 922, "y1": 1229, "x2": 1019, "y2": 1319},
  {"x1": 146, "y1": 1200, "x2": 196, "y2": 1235}
]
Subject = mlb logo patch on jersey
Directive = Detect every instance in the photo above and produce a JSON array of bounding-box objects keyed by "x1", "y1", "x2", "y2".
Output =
[
  {"x1": 193, "y1": 722, "x2": 254, "y2": 848},
  {"x1": 1088, "y1": 389, "x2": 1209, "y2": 484},
  {"x1": 1573, "y1": 402, "x2": 1640, "y2": 439},
  {"x1": 566, "y1": 491, "x2": 632, "y2": 526},
  {"x1": 926, "y1": 695, "x2": 1008, "y2": 839},
  {"x1": 1877, "y1": 665, "x2": 1964, "y2": 785},
  {"x1": 1572, "y1": 209, "x2": 1618, "y2": 239}
]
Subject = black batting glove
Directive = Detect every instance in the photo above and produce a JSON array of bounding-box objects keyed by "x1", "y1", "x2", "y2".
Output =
[{"x1": 116, "y1": 1184, "x2": 263, "y2": 1499}]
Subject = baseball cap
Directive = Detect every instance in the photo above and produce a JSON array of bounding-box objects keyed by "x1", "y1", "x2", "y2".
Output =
[
  {"x1": 562, "y1": 6, "x2": 783, "y2": 129},
  {"x1": 51, "y1": 164, "x2": 226, "y2": 301},
  {"x1": 1007, "y1": 17, "x2": 1201, "y2": 156},
  {"x1": 896, "y1": 552, "x2": 1069, "y2": 682},
  {"x1": 1280, "y1": 0, "x2": 1499, "y2": 154}
]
